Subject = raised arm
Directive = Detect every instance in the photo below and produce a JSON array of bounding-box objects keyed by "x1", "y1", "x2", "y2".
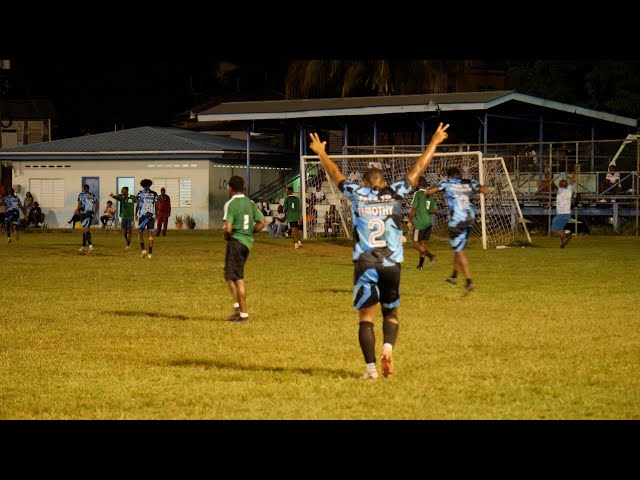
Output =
[
  {"x1": 569, "y1": 164, "x2": 580, "y2": 185},
  {"x1": 406, "y1": 123, "x2": 450, "y2": 187},
  {"x1": 308, "y1": 132, "x2": 346, "y2": 185}
]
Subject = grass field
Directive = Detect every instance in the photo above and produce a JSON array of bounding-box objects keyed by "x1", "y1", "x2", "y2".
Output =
[{"x1": 1, "y1": 228, "x2": 639, "y2": 419}]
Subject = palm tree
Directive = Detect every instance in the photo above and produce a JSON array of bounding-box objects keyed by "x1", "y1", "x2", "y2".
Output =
[{"x1": 284, "y1": 60, "x2": 466, "y2": 99}]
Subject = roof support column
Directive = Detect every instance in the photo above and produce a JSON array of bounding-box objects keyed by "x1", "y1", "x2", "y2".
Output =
[
  {"x1": 591, "y1": 126, "x2": 595, "y2": 171},
  {"x1": 373, "y1": 121, "x2": 377, "y2": 155},
  {"x1": 420, "y1": 120, "x2": 426, "y2": 148},
  {"x1": 538, "y1": 114, "x2": 544, "y2": 178},
  {"x1": 483, "y1": 111, "x2": 488, "y2": 155},
  {"x1": 343, "y1": 121, "x2": 349, "y2": 155},
  {"x1": 246, "y1": 128, "x2": 251, "y2": 195}
]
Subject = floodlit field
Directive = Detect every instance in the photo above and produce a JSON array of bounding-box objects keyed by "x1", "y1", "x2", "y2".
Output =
[{"x1": 1, "y1": 229, "x2": 639, "y2": 419}]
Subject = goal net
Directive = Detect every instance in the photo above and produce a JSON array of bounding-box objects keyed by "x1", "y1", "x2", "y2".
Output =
[{"x1": 300, "y1": 151, "x2": 532, "y2": 249}]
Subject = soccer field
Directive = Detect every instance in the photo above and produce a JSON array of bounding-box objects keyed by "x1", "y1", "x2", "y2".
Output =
[{"x1": 1, "y1": 229, "x2": 639, "y2": 419}]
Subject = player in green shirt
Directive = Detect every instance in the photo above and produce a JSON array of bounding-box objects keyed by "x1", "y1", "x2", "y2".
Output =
[
  {"x1": 110, "y1": 186, "x2": 136, "y2": 250},
  {"x1": 408, "y1": 177, "x2": 438, "y2": 270},
  {"x1": 282, "y1": 186, "x2": 302, "y2": 249},
  {"x1": 223, "y1": 175, "x2": 266, "y2": 324}
]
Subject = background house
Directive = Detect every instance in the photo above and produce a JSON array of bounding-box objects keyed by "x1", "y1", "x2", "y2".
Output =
[{"x1": 0, "y1": 126, "x2": 295, "y2": 228}]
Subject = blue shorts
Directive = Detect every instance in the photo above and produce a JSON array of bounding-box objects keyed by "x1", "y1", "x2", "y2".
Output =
[
  {"x1": 551, "y1": 214, "x2": 571, "y2": 232},
  {"x1": 449, "y1": 224, "x2": 471, "y2": 252},
  {"x1": 81, "y1": 211, "x2": 94, "y2": 228},
  {"x1": 353, "y1": 251, "x2": 401, "y2": 310},
  {"x1": 138, "y1": 213, "x2": 155, "y2": 231}
]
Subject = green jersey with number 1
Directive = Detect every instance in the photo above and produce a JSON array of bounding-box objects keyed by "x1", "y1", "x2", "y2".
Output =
[{"x1": 223, "y1": 194, "x2": 264, "y2": 250}]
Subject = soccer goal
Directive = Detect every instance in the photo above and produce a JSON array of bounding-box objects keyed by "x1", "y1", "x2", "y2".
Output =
[{"x1": 300, "y1": 151, "x2": 532, "y2": 249}]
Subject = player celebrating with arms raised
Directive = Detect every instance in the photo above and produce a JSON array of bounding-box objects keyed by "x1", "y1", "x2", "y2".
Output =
[{"x1": 308, "y1": 122, "x2": 450, "y2": 380}]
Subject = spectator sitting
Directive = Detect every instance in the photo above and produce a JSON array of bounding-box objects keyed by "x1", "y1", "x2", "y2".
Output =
[
  {"x1": 266, "y1": 205, "x2": 288, "y2": 238},
  {"x1": 100, "y1": 201, "x2": 116, "y2": 228},
  {"x1": 27, "y1": 202, "x2": 45, "y2": 227},
  {"x1": 313, "y1": 185, "x2": 325, "y2": 204},
  {"x1": 68, "y1": 208, "x2": 82, "y2": 228},
  {"x1": 604, "y1": 164, "x2": 620, "y2": 194},
  {"x1": 257, "y1": 197, "x2": 269, "y2": 216},
  {"x1": 305, "y1": 202, "x2": 317, "y2": 233}
]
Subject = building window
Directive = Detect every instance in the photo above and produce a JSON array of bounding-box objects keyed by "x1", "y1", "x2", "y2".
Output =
[
  {"x1": 152, "y1": 177, "x2": 192, "y2": 207},
  {"x1": 29, "y1": 178, "x2": 65, "y2": 208}
]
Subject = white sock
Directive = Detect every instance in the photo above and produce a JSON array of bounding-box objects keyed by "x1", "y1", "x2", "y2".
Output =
[
  {"x1": 232, "y1": 302, "x2": 240, "y2": 309},
  {"x1": 366, "y1": 362, "x2": 377, "y2": 373},
  {"x1": 239, "y1": 312, "x2": 249, "y2": 318},
  {"x1": 382, "y1": 343, "x2": 393, "y2": 353}
]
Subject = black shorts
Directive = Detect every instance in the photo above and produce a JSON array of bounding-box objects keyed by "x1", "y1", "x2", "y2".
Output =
[
  {"x1": 224, "y1": 239, "x2": 250, "y2": 281},
  {"x1": 353, "y1": 251, "x2": 401, "y2": 310},
  {"x1": 412, "y1": 225, "x2": 432, "y2": 242},
  {"x1": 288, "y1": 221, "x2": 300, "y2": 229}
]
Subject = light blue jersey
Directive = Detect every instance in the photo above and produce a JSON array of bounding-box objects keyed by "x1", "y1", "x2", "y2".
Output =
[
  {"x1": 3, "y1": 194, "x2": 22, "y2": 212},
  {"x1": 77, "y1": 191, "x2": 97, "y2": 213},
  {"x1": 437, "y1": 178, "x2": 480, "y2": 227},
  {"x1": 136, "y1": 188, "x2": 158, "y2": 218},
  {"x1": 340, "y1": 178, "x2": 412, "y2": 263}
]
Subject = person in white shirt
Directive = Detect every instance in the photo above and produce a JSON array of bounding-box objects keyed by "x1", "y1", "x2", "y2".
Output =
[
  {"x1": 551, "y1": 165, "x2": 579, "y2": 248},
  {"x1": 604, "y1": 164, "x2": 620, "y2": 194},
  {"x1": 266, "y1": 205, "x2": 288, "y2": 238}
]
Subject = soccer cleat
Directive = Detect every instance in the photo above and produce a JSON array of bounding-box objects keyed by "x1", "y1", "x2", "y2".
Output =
[
  {"x1": 561, "y1": 234, "x2": 573, "y2": 248},
  {"x1": 430, "y1": 256, "x2": 437, "y2": 267},
  {"x1": 88, "y1": 245, "x2": 94, "y2": 252},
  {"x1": 416, "y1": 265, "x2": 423, "y2": 270},
  {"x1": 381, "y1": 350, "x2": 394, "y2": 378},
  {"x1": 125, "y1": 245, "x2": 131, "y2": 251},
  {"x1": 227, "y1": 310, "x2": 241, "y2": 322},
  {"x1": 361, "y1": 370, "x2": 379, "y2": 381},
  {"x1": 78, "y1": 246, "x2": 84, "y2": 253},
  {"x1": 294, "y1": 243, "x2": 299, "y2": 249},
  {"x1": 7, "y1": 238, "x2": 11, "y2": 244},
  {"x1": 231, "y1": 316, "x2": 249, "y2": 324},
  {"x1": 462, "y1": 283, "x2": 475, "y2": 297},
  {"x1": 297, "y1": 240, "x2": 302, "y2": 246},
  {"x1": 147, "y1": 254, "x2": 152, "y2": 259},
  {"x1": 445, "y1": 276, "x2": 458, "y2": 285},
  {"x1": 141, "y1": 250, "x2": 147, "y2": 258}
]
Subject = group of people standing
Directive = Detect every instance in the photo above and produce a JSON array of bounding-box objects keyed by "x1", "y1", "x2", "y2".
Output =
[{"x1": 73, "y1": 180, "x2": 172, "y2": 258}]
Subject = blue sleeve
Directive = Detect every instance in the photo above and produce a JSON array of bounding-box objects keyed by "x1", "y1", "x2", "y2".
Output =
[
  {"x1": 437, "y1": 180, "x2": 448, "y2": 191},
  {"x1": 471, "y1": 179, "x2": 480, "y2": 191},
  {"x1": 390, "y1": 178, "x2": 412, "y2": 198},
  {"x1": 339, "y1": 180, "x2": 360, "y2": 201}
]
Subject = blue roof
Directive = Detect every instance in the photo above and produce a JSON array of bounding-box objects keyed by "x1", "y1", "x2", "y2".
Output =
[{"x1": 0, "y1": 126, "x2": 293, "y2": 159}]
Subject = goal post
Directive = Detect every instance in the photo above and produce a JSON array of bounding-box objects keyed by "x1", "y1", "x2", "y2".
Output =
[{"x1": 300, "y1": 151, "x2": 532, "y2": 249}]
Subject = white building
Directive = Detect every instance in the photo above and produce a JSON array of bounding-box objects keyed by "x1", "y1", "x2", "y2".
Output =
[{"x1": 0, "y1": 126, "x2": 295, "y2": 228}]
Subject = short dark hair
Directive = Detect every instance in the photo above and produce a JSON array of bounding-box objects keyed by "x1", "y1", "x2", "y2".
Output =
[
  {"x1": 228, "y1": 175, "x2": 245, "y2": 192},
  {"x1": 8, "y1": 187, "x2": 14, "y2": 195},
  {"x1": 418, "y1": 177, "x2": 428, "y2": 188},
  {"x1": 140, "y1": 179, "x2": 153, "y2": 188},
  {"x1": 447, "y1": 167, "x2": 461, "y2": 178},
  {"x1": 286, "y1": 186, "x2": 293, "y2": 193},
  {"x1": 363, "y1": 167, "x2": 385, "y2": 185},
  {"x1": 83, "y1": 184, "x2": 90, "y2": 190}
]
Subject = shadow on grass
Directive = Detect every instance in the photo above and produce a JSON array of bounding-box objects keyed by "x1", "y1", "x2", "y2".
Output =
[
  {"x1": 109, "y1": 310, "x2": 190, "y2": 321},
  {"x1": 168, "y1": 358, "x2": 355, "y2": 378},
  {"x1": 317, "y1": 287, "x2": 351, "y2": 293}
]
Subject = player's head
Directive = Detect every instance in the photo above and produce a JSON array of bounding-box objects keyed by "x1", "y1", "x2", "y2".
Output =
[
  {"x1": 83, "y1": 184, "x2": 90, "y2": 191},
  {"x1": 121, "y1": 186, "x2": 129, "y2": 194},
  {"x1": 8, "y1": 187, "x2": 14, "y2": 195},
  {"x1": 417, "y1": 177, "x2": 428, "y2": 188},
  {"x1": 558, "y1": 179, "x2": 568, "y2": 188},
  {"x1": 228, "y1": 175, "x2": 245, "y2": 194},
  {"x1": 363, "y1": 167, "x2": 386, "y2": 189},
  {"x1": 161, "y1": 187, "x2": 166, "y2": 194},
  {"x1": 286, "y1": 186, "x2": 293, "y2": 195},
  {"x1": 140, "y1": 179, "x2": 153, "y2": 189},
  {"x1": 447, "y1": 167, "x2": 461, "y2": 179},
  {"x1": 107, "y1": 200, "x2": 113, "y2": 206}
]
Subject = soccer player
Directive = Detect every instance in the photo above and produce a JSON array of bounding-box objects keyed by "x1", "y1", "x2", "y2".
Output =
[
  {"x1": 135, "y1": 179, "x2": 158, "y2": 259},
  {"x1": 77, "y1": 184, "x2": 98, "y2": 253},
  {"x1": 1, "y1": 188, "x2": 26, "y2": 243},
  {"x1": 283, "y1": 186, "x2": 302, "y2": 248},
  {"x1": 308, "y1": 122, "x2": 450, "y2": 380},
  {"x1": 551, "y1": 164, "x2": 579, "y2": 248},
  {"x1": 110, "y1": 186, "x2": 136, "y2": 250},
  {"x1": 223, "y1": 175, "x2": 266, "y2": 324},
  {"x1": 408, "y1": 176, "x2": 438, "y2": 270},
  {"x1": 425, "y1": 166, "x2": 489, "y2": 296}
]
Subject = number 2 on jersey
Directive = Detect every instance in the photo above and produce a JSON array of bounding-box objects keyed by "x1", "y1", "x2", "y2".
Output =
[{"x1": 368, "y1": 218, "x2": 387, "y2": 247}]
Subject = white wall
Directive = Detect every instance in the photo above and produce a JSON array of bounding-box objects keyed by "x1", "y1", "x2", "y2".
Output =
[{"x1": 12, "y1": 158, "x2": 210, "y2": 228}]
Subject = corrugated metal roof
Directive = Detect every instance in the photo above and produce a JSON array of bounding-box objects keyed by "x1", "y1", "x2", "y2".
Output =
[
  {"x1": 0, "y1": 126, "x2": 293, "y2": 156},
  {"x1": 197, "y1": 90, "x2": 637, "y2": 127},
  {"x1": 199, "y1": 91, "x2": 512, "y2": 116}
]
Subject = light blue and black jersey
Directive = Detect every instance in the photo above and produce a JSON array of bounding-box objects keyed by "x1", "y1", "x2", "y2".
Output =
[
  {"x1": 77, "y1": 191, "x2": 97, "y2": 214},
  {"x1": 136, "y1": 188, "x2": 158, "y2": 218},
  {"x1": 3, "y1": 195, "x2": 22, "y2": 224},
  {"x1": 437, "y1": 178, "x2": 481, "y2": 228},
  {"x1": 339, "y1": 178, "x2": 412, "y2": 263}
]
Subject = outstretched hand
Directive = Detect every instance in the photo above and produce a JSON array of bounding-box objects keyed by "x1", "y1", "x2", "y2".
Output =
[
  {"x1": 431, "y1": 122, "x2": 450, "y2": 144},
  {"x1": 308, "y1": 132, "x2": 326, "y2": 155}
]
